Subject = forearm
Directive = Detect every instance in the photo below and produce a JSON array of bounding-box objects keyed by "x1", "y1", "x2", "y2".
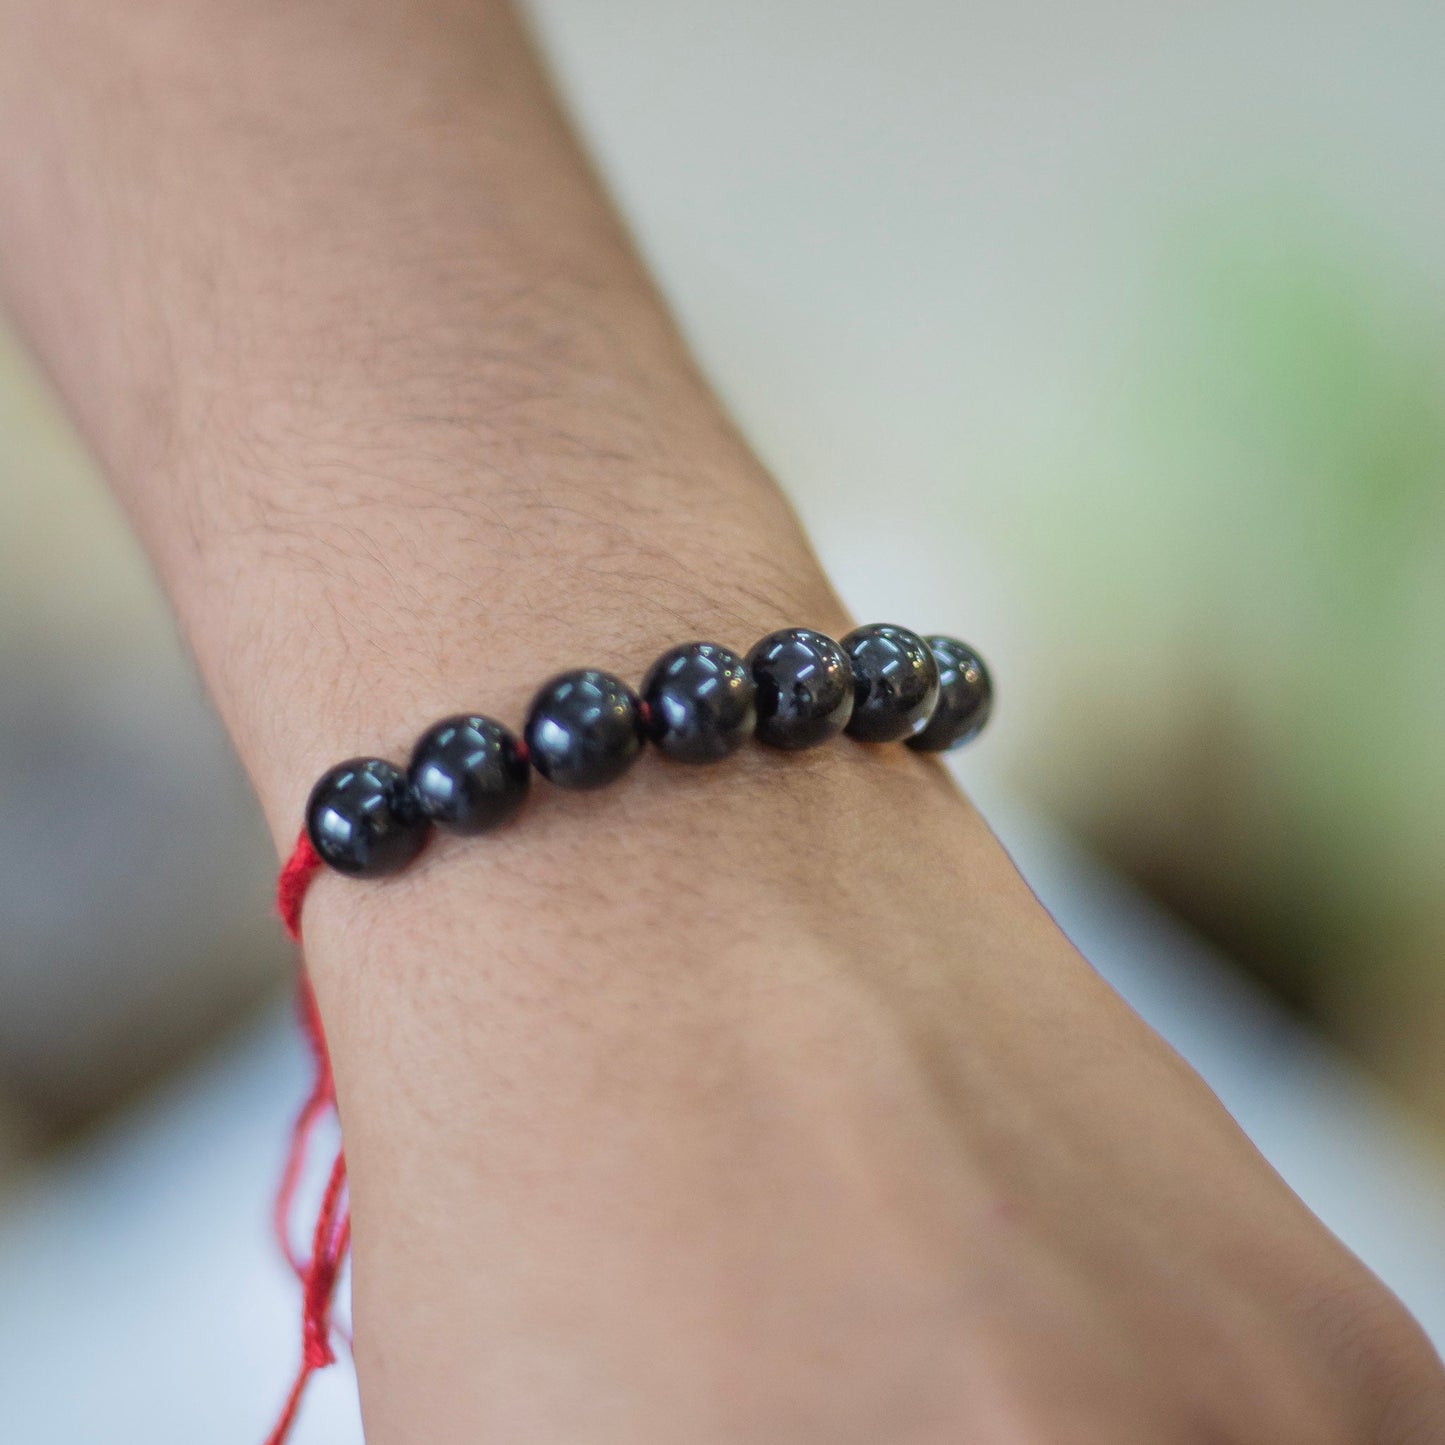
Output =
[
  {"x1": 0, "y1": 0, "x2": 840, "y2": 832},
  {"x1": 0, "y1": 2, "x2": 1015, "y2": 1436}
]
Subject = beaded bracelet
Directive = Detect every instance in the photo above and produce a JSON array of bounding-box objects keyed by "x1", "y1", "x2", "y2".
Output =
[
  {"x1": 302, "y1": 624, "x2": 993, "y2": 881},
  {"x1": 265, "y1": 622, "x2": 990, "y2": 1443}
]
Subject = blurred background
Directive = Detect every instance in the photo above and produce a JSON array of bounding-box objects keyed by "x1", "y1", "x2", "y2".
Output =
[{"x1": 1, "y1": 1, "x2": 1443, "y2": 1439}]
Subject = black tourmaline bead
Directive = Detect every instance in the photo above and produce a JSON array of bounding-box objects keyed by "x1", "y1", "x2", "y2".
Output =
[
  {"x1": 524, "y1": 669, "x2": 646, "y2": 789},
  {"x1": 306, "y1": 757, "x2": 430, "y2": 877},
  {"x1": 841, "y1": 623, "x2": 941, "y2": 743},
  {"x1": 906, "y1": 637, "x2": 993, "y2": 753},
  {"x1": 746, "y1": 628, "x2": 854, "y2": 749},
  {"x1": 407, "y1": 714, "x2": 530, "y2": 834},
  {"x1": 641, "y1": 641, "x2": 756, "y2": 763}
]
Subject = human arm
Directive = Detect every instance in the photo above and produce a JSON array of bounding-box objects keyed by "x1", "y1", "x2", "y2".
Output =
[{"x1": 0, "y1": 1, "x2": 1441, "y2": 1441}]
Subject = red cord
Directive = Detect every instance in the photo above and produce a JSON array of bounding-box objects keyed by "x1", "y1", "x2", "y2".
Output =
[
  {"x1": 276, "y1": 832, "x2": 322, "y2": 945},
  {"x1": 267, "y1": 830, "x2": 348, "y2": 1444}
]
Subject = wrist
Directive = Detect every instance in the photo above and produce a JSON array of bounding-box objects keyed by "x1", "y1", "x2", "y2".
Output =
[{"x1": 157, "y1": 413, "x2": 847, "y2": 846}]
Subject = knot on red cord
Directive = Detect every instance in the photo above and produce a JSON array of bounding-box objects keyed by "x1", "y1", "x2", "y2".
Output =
[{"x1": 302, "y1": 1327, "x2": 337, "y2": 1372}]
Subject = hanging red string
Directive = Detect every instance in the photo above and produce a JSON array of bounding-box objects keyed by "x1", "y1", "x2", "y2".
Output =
[{"x1": 266, "y1": 831, "x2": 348, "y2": 1444}]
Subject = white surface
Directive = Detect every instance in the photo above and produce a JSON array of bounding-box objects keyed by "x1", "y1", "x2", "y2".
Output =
[{"x1": 0, "y1": 798, "x2": 1441, "y2": 1445}]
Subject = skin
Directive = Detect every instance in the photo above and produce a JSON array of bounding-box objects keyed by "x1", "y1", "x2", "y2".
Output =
[{"x1": 1, "y1": 1, "x2": 1443, "y2": 1440}]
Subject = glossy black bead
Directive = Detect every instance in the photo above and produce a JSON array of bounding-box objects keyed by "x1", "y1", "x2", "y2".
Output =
[
  {"x1": 841, "y1": 623, "x2": 941, "y2": 743},
  {"x1": 746, "y1": 627, "x2": 854, "y2": 749},
  {"x1": 906, "y1": 637, "x2": 993, "y2": 753},
  {"x1": 305, "y1": 757, "x2": 430, "y2": 877},
  {"x1": 524, "y1": 669, "x2": 646, "y2": 789},
  {"x1": 641, "y1": 641, "x2": 756, "y2": 763},
  {"x1": 407, "y1": 714, "x2": 530, "y2": 834}
]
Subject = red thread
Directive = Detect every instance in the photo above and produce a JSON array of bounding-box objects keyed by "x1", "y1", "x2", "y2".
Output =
[
  {"x1": 267, "y1": 829, "x2": 347, "y2": 1444},
  {"x1": 277, "y1": 832, "x2": 322, "y2": 944}
]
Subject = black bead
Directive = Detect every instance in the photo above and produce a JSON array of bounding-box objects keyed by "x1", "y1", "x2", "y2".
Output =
[
  {"x1": 841, "y1": 623, "x2": 941, "y2": 743},
  {"x1": 305, "y1": 757, "x2": 430, "y2": 877},
  {"x1": 641, "y1": 641, "x2": 756, "y2": 763},
  {"x1": 407, "y1": 714, "x2": 530, "y2": 834},
  {"x1": 906, "y1": 637, "x2": 993, "y2": 753},
  {"x1": 746, "y1": 628, "x2": 854, "y2": 749},
  {"x1": 524, "y1": 669, "x2": 646, "y2": 789}
]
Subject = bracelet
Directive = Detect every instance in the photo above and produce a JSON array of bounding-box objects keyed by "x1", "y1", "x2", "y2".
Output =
[
  {"x1": 303, "y1": 623, "x2": 993, "y2": 881},
  {"x1": 265, "y1": 621, "x2": 990, "y2": 1444}
]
